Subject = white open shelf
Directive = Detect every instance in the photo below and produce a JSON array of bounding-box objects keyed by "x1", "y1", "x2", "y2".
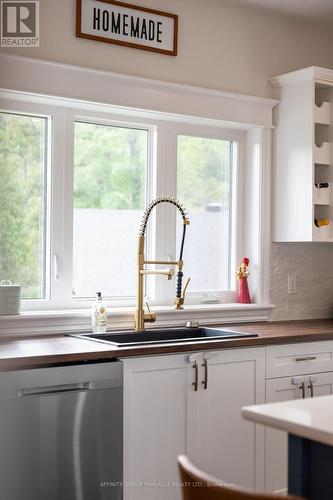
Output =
[
  {"x1": 314, "y1": 85, "x2": 333, "y2": 240},
  {"x1": 313, "y1": 200, "x2": 333, "y2": 241},
  {"x1": 314, "y1": 185, "x2": 330, "y2": 205},
  {"x1": 272, "y1": 67, "x2": 333, "y2": 242},
  {"x1": 314, "y1": 142, "x2": 330, "y2": 165},
  {"x1": 313, "y1": 223, "x2": 331, "y2": 241},
  {"x1": 314, "y1": 101, "x2": 330, "y2": 125}
]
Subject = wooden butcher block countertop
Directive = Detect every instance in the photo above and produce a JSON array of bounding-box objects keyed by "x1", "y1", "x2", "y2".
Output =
[{"x1": 0, "y1": 319, "x2": 333, "y2": 371}]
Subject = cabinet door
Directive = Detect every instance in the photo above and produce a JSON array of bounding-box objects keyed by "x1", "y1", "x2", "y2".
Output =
[
  {"x1": 265, "y1": 372, "x2": 333, "y2": 494},
  {"x1": 307, "y1": 371, "x2": 333, "y2": 398},
  {"x1": 265, "y1": 376, "x2": 306, "y2": 494},
  {"x1": 187, "y1": 347, "x2": 265, "y2": 491},
  {"x1": 122, "y1": 354, "x2": 189, "y2": 500}
]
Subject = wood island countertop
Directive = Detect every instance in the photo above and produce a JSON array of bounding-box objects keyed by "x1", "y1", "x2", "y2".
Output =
[{"x1": 1, "y1": 318, "x2": 333, "y2": 371}]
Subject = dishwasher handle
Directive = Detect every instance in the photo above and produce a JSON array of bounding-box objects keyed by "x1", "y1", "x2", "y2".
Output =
[{"x1": 18, "y1": 382, "x2": 93, "y2": 398}]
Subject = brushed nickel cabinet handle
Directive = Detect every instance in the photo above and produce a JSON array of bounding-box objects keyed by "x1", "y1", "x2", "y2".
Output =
[
  {"x1": 192, "y1": 361, "x2": 198, "y2": 391},
  {"x1": 300, "y1": 382, "x2": 306, "y2": 398},
  {"x1": 202, "y1": 358, "x2": 208, "y2": 390},
  {"x1": 308, "y1": 380, "x2": 314, "y2": 398},
  {"x1": 295, "y1": 356, "x2": 317, "y2": 362}
]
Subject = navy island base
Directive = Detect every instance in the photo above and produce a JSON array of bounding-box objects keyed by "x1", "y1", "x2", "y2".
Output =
[{"x1": 288, "y1": 434, "x2": 333, "y2": 500}]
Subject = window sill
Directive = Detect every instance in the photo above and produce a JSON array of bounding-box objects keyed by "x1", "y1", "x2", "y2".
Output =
[{"x1": 0, "y1": 303, "x2": 274, "y2": 337}]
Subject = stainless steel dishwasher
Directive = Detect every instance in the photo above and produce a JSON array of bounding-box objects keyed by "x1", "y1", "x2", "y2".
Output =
[{"x1": 0, "y1": 361, "x2": 123, "y2": 500}]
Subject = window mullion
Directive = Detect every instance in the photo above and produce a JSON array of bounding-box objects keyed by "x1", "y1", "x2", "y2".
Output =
[
  {"x1": 50, "y1": 108, "x2": 74, "y2": 309},
  {"x1": 151, "y1": 123, "x2": 178, "y2": 307},
  {"x1": 233, "y1": 138, "x2": 245, "y2": 292}
]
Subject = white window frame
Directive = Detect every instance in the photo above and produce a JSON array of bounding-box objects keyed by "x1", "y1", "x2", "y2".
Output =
[
  {"x1": 1, "y1": 97, "x2": 246, "y2": 312},
  {"x1": 150, "y1": 122, "x2": 245, "y2": 307},
  {"x1": 0, "y1": 69, "x2": 274, "y2": 334},
  {"x1": 0, "y1": 99, "x2": 55, "y2": 307},
  {"x1": 62, "y1": 111, "x2": 158, "y2": 309}
]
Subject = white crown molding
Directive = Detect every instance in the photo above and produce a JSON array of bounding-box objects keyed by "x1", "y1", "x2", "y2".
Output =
[
  {"x1": 313, "y1": 66, "x2": 333, "y2": 86},
  {"x1": 0, "y1": 53, "x2": 278, "y2": 127},
  {"x1": 0, "y1": 304, "x2": 274, "y2": 337},
  {"x1": 270, "y1": 66, "x2": 315, "y2": 87},
  {"x1": 270, "y1": 66, "x2": 333, "y2": 88}
]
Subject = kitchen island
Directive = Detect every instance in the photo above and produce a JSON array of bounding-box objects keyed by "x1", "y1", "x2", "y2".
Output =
[{"x1": 243, "y1": 394, "x2": 333, "y2": 499}]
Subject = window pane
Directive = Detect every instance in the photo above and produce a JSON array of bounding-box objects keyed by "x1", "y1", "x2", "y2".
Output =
[
  {"x1": 177, "y1": 135, "x2": 233, "y2": 292},
  {"x1": 73, "y1": 122, "x2": 147, "y2": 298},
  {"x1": 0, "y1": 112, "x2": 48, "y2": 299}
]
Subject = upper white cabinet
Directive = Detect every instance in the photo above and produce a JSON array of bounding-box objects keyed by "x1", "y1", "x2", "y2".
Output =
[
  {"x1": 271, "y1": 66, "x2": 333, "y2": 242},
  {"x1": 122, "y1": 347, "x2": 265, "y2": 500}
]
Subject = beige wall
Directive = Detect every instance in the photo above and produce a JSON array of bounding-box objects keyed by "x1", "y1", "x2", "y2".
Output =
[{"x1": 1, "y1": 0, "x2": 333, "y2": 98}]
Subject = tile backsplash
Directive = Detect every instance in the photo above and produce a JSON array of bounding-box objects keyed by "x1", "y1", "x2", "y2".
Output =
[{"x1": 270, "y1": 243, "x2": 333, "y2": 321}]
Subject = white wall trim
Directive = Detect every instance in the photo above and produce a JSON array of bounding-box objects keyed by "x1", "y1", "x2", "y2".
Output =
[
  {"x1": 258, "y1": 128, "x2": 272, "y2": 304},
  {"x1": 0, "y1": 304, "x2": 274, "y2": 337},
  {"x1": 243, "y1": 127, "x2": 272, "y2": 306},
  {"x1": 0, "y1": 53, "x2": 278, "y2": 128},
  {"x1": 0, "y1": 54, "x2": 277, "y2": 104}
]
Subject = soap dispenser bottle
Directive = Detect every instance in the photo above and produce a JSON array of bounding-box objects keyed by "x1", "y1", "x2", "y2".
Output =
[{"x1": 92, "y1": 292, "x2": 107, "y2": 333}]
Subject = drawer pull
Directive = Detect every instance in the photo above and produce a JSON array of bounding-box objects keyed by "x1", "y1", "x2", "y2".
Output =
[{"x1": 295, "y1": 356, "x2": 317, "y2": 362}]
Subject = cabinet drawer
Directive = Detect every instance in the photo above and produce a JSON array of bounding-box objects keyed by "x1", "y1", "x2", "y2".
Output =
[{"x1": 266, "y1": 341, "x2": 333, "y2": 378}]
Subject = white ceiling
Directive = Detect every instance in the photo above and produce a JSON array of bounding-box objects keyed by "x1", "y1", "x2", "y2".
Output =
[{"x1": 230, "y1": 0, "x2": 333, "y2": 24}]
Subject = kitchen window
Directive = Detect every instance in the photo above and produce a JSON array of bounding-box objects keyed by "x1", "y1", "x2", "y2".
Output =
[
  {"x1": 176, "y1": 133, "x2": 236, "y2": 303},
  {"x1": 0, "y1": 98, "x2": 244, "y2": 312},
  {"x1": 73, "y1": 121, "x2": 149, "y2": 299},
  {"x1": 0, "y1": 111, "x2": 49, "y2": 300}
]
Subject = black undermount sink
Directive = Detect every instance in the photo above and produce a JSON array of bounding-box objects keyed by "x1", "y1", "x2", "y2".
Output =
[{"x1": 70, "y1": 327, "x2": 258, "y2": 347}]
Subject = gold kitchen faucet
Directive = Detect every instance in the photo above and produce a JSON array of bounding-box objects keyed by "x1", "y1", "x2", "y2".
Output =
[{"x1": 134, "y1": 196, "x2": 190, "y2": 331}]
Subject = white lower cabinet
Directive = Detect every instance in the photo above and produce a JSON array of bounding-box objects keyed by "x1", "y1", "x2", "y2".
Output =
[
  {"x1": 265, "y1": 371, "x2": 333, "y2": 494},
  {"x1": 265, "y1": 375, "x2": 306, "y2": 494},
  {"x1": 122, "y1": 347, "x2": 265, "y2": 500},
  {"x1": 122, "y1": 354, "x2": 188, "y2": 500},
  {"x1": 187, "y1": 348, "x2": 265, "y2": 491}
]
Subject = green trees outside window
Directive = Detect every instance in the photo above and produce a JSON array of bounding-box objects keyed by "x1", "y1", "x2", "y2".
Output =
[{"x1": 0, "y1": 112, "x2": 47, "y2": 299}]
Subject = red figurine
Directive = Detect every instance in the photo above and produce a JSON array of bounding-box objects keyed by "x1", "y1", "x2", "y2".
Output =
[{"x1": 236, "y1": 257, "x2": 251, "y2": 304}]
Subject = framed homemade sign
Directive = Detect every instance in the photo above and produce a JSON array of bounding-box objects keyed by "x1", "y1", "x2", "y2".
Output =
[{"x1": 76, "y1": 0, "x2": 178, "y2": 56}]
